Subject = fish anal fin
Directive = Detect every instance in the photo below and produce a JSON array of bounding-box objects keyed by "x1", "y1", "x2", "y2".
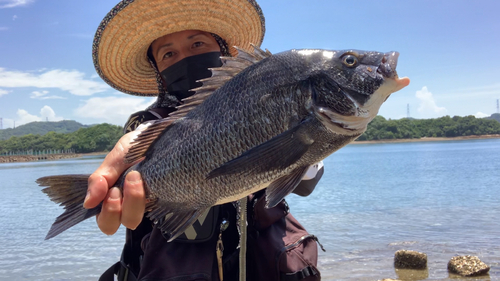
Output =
[
  {"x1": 147, "y1": 203, "x2": 208, "y2": 242},
  {"x1": 266, "y1": 166, "x2": 309, "y2": 208},
  {"x1": 207, "y1": 120, "x2": 314, "y2": 180}
]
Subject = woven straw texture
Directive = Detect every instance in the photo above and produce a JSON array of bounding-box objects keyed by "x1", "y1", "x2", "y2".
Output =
[{"x1": 93, "y1": 0, "x2": 265, "y2": 96}]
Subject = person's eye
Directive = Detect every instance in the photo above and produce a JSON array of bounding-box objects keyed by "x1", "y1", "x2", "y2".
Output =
[
  {"x1": 162, "y1": 51, "x2": 174, "y2": 60},
  {"x1": 192, "y1": 41, "x2": 205, "y2": 48}
]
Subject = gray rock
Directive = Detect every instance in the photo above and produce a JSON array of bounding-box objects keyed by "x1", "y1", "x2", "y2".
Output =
[
  {"x1": 394, "y1": 250, "x2": 427, "y2": 269},
  {"x1": 448, "y1": 255, "x2": 490, "y2": 277}
]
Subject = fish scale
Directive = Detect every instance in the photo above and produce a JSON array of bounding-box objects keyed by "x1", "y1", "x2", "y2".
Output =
[{"x1": 37, "y1": 46, "x2": 409, "y2": 241}]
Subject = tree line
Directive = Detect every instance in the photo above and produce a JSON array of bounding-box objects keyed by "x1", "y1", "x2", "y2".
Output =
[
  {"x1": 1, "y1": 116, "x2": 499, "y2": 154},
  {"x1": 0, "y1": 120, "x2": 86, "y2": 140},
  {"x1": 0, "y1": 123, "x2": 123, "y2": 155},
  {"x1": 357, "y1": 115, "x2": 500, "y2": 141}
]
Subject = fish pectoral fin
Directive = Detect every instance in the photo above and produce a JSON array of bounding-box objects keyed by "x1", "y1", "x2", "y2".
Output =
[
  {"x1": 146, "y1": 204, "x2": 207, "y2": 242},
  {"x1": 265, "y1": 166, "x2": 310, "y2": 208},
  {"x1": 206, "y1": 121, "x2": 315, "y2": 179}
]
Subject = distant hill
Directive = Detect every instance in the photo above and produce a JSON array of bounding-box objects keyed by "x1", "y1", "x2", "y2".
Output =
[
  {"x1": 486, "y1": 113, "x2": 500, "y2": 123},
  {"x1": 0, "y1": 120, "x2": 88, "y2": 140}
]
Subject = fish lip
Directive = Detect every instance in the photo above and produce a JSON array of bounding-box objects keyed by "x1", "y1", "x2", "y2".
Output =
[{"x1": 377, "y1": 51, "x2": 400, "y2": 79}]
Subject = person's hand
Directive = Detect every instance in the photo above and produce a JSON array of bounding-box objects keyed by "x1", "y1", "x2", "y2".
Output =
[{"x1": 83, "y1": 131, "x2": 146, "y2": 235}]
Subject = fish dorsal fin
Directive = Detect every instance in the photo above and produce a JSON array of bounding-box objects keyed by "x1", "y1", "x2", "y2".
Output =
[
  {"x1": 124, "y1": 118, "x2": 177, "y2": 163},
  {"x1": 125, "y1": 45, "x2": 272, "y2": 164},
  {"x1": 185, "y1": 44, "x2": 272, "y2": 105}
]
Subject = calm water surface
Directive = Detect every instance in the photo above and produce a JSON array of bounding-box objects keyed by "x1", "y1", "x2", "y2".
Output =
[{"x1": 0, "y1": 139, "x2": 499, "y2": 280}]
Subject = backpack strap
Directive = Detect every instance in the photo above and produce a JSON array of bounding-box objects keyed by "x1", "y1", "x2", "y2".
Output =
[
  {"x1": 123, "y1": 107, "x2": 176, "y2": 133},
  {"x1": 280, "y1": 265, "x2": 319, "y2": 281},
  {"x1": 99, "y1": 259, "x2": 138, "y2": 281}
]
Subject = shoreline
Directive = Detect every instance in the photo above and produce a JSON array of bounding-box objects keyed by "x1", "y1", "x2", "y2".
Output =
[
  {"x1": 352, "y1": 134, "x2": 500, "y2": 144},
  {"x1": 2, "y1": 135, "x2": 499, "y2": 163},
  {"x1": 0, "y1": 152, "x2": 107, "y2": 163}
]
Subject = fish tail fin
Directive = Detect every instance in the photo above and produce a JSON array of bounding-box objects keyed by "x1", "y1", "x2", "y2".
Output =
[{"x1": 37, "y1": 174, "x2": 101, "y2": 240}]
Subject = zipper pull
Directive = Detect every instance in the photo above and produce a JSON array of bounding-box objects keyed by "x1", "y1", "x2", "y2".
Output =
[{"x1": 216, "y1": 219, "x2": 229, "y2": 281}]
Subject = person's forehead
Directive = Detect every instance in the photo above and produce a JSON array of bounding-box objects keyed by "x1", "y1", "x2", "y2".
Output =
[{"x1": 152, "y1": 30, "x2": 214, "y2": 47}]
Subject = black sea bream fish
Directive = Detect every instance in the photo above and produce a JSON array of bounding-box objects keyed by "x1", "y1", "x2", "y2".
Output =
[{"x1": 38, "y1": 47, "x2": 410, "y2": 241}]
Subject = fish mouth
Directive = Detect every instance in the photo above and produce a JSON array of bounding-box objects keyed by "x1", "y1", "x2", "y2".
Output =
[
  {"x1": 315, "y1": 51, "x2": 409, "y2": 135},
  {"x1": 316, "y1": 107, "x2": 365, "y2": 134},
  {"x1": 377, "y1": 51, "x2": 400, "y2": 79}
]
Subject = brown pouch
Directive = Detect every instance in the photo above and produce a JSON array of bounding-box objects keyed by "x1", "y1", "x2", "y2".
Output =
[
  {"x1": 252, "y1": 193, "x2": 290, "y2": 230},
  {"x1": 247, "y1": 194, "x2": 322, "y2": 281}
]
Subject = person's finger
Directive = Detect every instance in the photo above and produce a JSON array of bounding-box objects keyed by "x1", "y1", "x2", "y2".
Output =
[
  {"x1": 84, "y1": 173, "x2": 110, "y2": 209},
  {"x1": 83, "y1": 131, "x2": 139, "y2": 209},
  {"x1": 97, "y1": 187, "x2": 123, "y2": 235},
  {"x1": 121, "y1": 171, "x2": 146, "y2": 230}
]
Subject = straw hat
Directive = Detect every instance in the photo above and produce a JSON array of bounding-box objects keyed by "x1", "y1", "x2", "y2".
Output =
[{"x1": 92, "y1": 0, "x2": 265, "y2": 96}]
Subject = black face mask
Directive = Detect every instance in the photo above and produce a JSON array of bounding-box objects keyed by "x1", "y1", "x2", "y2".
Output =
[{"x1": 160, "y1": 51, "x2": 222, "y2": 101}]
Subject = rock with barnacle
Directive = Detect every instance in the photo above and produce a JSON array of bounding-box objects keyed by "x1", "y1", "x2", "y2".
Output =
[
  {"x1": 447, "y1": 255, "x2": 490, "y2": 277},
  {"x1": 394, "y1": 250, "x2": 427, "y2": 269}
]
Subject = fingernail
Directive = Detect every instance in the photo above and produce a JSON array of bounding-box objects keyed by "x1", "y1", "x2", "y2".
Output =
[
  {"x1": 109, "y1": 187, "x2": 121, "y2": 200},
  {"x1": 84, "y1": 190, "x2": 90, "y2": 205},
  {"x1": 127, "y1": 171, "x2": 141, "y2": 183}
]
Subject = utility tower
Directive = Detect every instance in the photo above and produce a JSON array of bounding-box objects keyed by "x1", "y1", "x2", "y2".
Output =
[
  {"x1": 0, "y1": 118, "x2": 2, "y2": 129},
  {"x1": 407, "y1": 104, "x2": 410, "y2": 118},
  {"x1": 497, "y1": 99, "x2": 499, "y2": 114}
]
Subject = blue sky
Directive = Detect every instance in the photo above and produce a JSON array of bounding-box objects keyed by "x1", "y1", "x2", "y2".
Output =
[{"x1": 1, "y1": 0, "x2": 499, "y2": 128}]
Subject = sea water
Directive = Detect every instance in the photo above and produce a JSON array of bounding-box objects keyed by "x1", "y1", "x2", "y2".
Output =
[{"x1": 0, "y1": 139, "x2": 499, "y2": 280}]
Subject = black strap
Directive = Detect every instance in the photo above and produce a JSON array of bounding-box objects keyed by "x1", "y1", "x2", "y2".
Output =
[
  {"x1": 99, "y1": 260, "x2": 138, "y2": 281},
  {"x1": 123, "y1": 107, "x2": 176, "y2": 133},
  {"x1": 280, "y1": 266, "x2": 319, "y2": 281}
]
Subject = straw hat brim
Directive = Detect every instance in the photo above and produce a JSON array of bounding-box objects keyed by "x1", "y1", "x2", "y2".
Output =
[{"x1": 92, "y1": 0, "x2": 265, "y2": 96}]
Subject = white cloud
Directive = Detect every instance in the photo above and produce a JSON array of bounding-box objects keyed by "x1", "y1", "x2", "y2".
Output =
[
  {"x1": 31, "y1": 90, "x2": 48, "y2": 98},
  {"x1": 0, "y1": 0, "x2": 34, "y2": 9},
  {"x1": 75, "y1": 96, "x2": 155, "y2": 125},
  {"x1": 474, "y1": 112, "x2": 490, "y2": 118},
  {"x1": 16, "y1": 109, "x2": 41, "y2": 124},
  {"x1": 0, "y1": 88, "x2": 9, "y2": 96},
  {"x1": 416, "y1": 86, "x2": 447, "y2": 116},
  {"x1": 15, "y1": 105, "x2": 63, "y2": 125},
  {"x1": 0, "y1": 68, "x2": 109, "y2": 96},
  {"x1": 40, "y1": 105, "x2": 63, "y2": 121},
  {"x1": 30, "y1": 90, "x2": 66, "y2": 100},
  {"x1": 12, "y1": 15, "x2": 17, "y2": 20}
]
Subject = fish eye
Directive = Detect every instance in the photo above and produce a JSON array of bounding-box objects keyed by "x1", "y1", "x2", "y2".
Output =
[{"x1": 342, "y1": 55, "x2": 358, "y2": 67}]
